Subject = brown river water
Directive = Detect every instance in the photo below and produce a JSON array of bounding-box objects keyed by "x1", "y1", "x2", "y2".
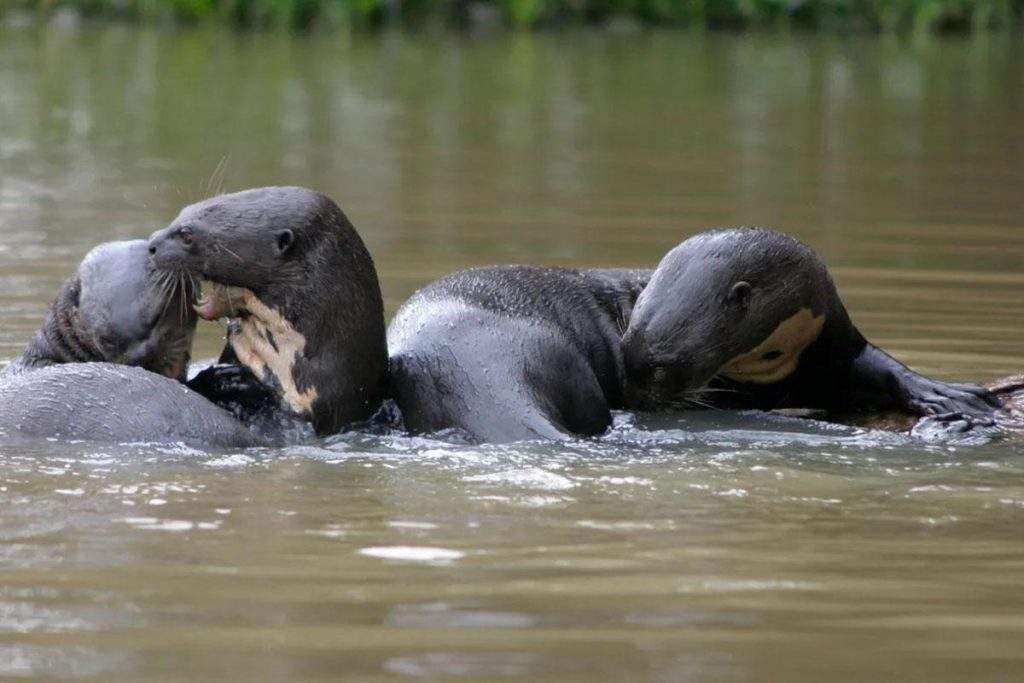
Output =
[{"x1": 1, "y1": 22, "x2": 1023, "y2": 682}]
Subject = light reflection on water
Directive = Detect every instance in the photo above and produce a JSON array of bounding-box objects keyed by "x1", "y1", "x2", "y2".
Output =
[{"x1": 0, "y1": 22, "x2": 1023, "y2": 683}]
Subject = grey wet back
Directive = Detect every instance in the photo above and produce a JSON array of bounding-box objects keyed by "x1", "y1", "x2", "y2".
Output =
[
  {"x1": 0, "y1": 363, "x2": 262, "y2": 447},
  {"x1": 387, "y1": 265, "x2": 650, "y2": 443}
]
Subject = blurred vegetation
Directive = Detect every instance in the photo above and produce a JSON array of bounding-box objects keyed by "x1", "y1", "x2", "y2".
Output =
[{"x1": 1, "y1": 0, "x2": 1020, "y2": 31}]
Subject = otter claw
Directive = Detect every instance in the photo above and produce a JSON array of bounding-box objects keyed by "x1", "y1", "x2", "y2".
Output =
[{"x1": 904, "y1": 377, "x2": 999, "y2": 418}]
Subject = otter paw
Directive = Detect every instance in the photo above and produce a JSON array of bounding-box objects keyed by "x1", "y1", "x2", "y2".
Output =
[
  {"x1": 903, "y1": 378, "x2": 1000, "y2": 418},
  {"x1": 187, "y1": 364, "x2": 275, "y2": 406}
]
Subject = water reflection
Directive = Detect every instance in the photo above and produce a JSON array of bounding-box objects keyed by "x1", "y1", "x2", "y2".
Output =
[{"x1": 0, "y1": 22, "x2": 1023, "y2": 683}]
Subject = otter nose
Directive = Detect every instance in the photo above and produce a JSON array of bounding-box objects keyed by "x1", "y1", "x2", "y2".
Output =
[
  {"x1": 147, "y1": 228, "x2": 164, "y2": 254},
  {"x1": 146, "y1": 227, "x2": 174, "y2": 262}
]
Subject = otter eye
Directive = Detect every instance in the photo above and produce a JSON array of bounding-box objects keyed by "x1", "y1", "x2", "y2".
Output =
[
  {"x1": 761, "y1": 350, "x2": 783, "y2": 361},
  {"x1": 729, "y1": 281, "x2": 752, "y2": 306},
  {"x1": 178, "y1": 227, "x2": 194, "y2": 246},
  {"x1": 275, "y1": 229, "x2": 294, "y2": 256}
]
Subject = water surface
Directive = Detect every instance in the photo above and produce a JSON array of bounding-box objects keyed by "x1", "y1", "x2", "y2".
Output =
[{"x1": 1, "y1": 24, "x2": 1023, "y2": 682}]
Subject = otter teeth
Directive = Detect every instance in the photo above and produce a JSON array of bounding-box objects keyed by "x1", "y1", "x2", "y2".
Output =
[
  {"x1": 194, "y1": 282, "x2": 248, "y2": 321},
  {"x1": 193, "y1": 295, "x2": 209, "y2": 311}
]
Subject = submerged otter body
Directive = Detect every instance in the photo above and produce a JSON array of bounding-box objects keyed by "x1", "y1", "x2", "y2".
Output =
[
  {"x1": 388, "y1": 265, "x2": 649, "y2": 443},
  {"x1": 0, "y1": 240, "x2": 260, "y2": 446},
  {"x1": 621, "y1": 228, "x2": 999, "y2": 419},
  {"x1": 148, "y1": 186, "x2": 389, "y2": 437}
]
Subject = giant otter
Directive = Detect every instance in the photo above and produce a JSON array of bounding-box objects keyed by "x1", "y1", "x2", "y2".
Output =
[
  {"x1": 621, "y1": 228, "x2": 1000, "y2": 418},
  {"x1": 147, "y1": 186, "x2": 389, "y2": 436},
  {"x1": 390, "y1": 229, "x2": 1001, "y2": 444},
  {"x1": 0, "y1": 240, "x2": 260, "y2": 447}
]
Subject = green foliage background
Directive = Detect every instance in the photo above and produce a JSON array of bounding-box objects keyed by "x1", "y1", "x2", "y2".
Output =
[{"x1": 1, "y1": 0, "x2": 1021, "y2": 31}]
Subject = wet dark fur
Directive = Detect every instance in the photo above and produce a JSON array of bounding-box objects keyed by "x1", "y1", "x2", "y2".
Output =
[
  {"x1": 5, "y1": 278, "x2": 100, "y2": 375},
  {"x1": 148, "y1": 186, "x2": 389, "y2": 435},
  {"x1": 388, "y1": 265, "x2": 650, "y2": 443},
  {"x1": 622, "y1": 227, "x2": 999, "y2": 419}
]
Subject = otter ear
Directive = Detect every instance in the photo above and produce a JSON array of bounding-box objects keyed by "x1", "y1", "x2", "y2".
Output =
[
  {"x1": 729, "y1": 281, "x2": 752, "y2": 306},
  {"x1": 274, "y1": 229, "x2": 295, "y2": 256}
]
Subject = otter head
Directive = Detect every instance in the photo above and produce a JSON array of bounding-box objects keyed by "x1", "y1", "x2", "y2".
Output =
[
  {"x1": 622, "y1": 228, "x2": 834, "y2": 409},
  {"x1": 146, "y1": 186, "x2": 314, "y2": 297},
  {"x1": 146, "y1": 187, "x2": 388, "y2": 434},
  {"x1": 14, "y1": 240, "x2": 198, "y2": 380},
  {"x1": 79, "y1": 240, "x2": 199, "y2": 379}
]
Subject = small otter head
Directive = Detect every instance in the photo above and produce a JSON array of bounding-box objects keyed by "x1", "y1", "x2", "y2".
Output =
[
  {"x1": 75, "y1": 240, "x2": 198, "y2": 379},
  {"x1": 622, "y1": 228, "x2": 832, "y2": 409}
]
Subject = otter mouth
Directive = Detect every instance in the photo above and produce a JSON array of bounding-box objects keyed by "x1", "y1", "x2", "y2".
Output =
[
  {"x1": 194, "y1": 282, "x2": 249, "y2": 321},
  {"x1": 625, "y1": 382, "x2": 714, "y2": 412},
  {"x1": 192, "y1": 282, "x2": 319, "y2": 417},
  {"x1": 148, "y1": 268, "x2": 201, "y2": 315},
  {"x1": 106, "y1": 268, "x2": 201, "y2": 381}
]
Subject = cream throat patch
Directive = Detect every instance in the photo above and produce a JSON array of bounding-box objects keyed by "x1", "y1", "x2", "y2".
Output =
[
  {"x1": 719, "y1": 307, "x2": 826, "y2": 384},
  {"x1": 223, "y1": 288, "x2": 319, "y2": 415}
]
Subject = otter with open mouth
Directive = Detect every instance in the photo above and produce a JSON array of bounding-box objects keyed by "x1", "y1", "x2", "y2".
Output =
[
  {"x1": 621, "y1": 227, "x2": 1002, "y2": 420},
  {"x1": 0, "y1": 240, "x2": 261, "y2": 446},
  {"x1": 147, "y1": 186, "x2": 389, "y2": 437}
]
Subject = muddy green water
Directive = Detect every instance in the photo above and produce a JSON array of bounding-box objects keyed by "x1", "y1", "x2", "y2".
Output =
[{"x1": 1, "y1": 23, "x2": 1024, "y2": 682}]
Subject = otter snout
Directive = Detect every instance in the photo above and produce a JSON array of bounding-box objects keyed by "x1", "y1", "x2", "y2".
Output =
[
  {"x1": 623, "y1": 333, "x2": 694, "y2": 410},
  {"x1": 623, "y1": 324, "x2": 739, "y2": 410},
  {"x1": 148, "y1": 225, "x2": 200, "y2": 271}
]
